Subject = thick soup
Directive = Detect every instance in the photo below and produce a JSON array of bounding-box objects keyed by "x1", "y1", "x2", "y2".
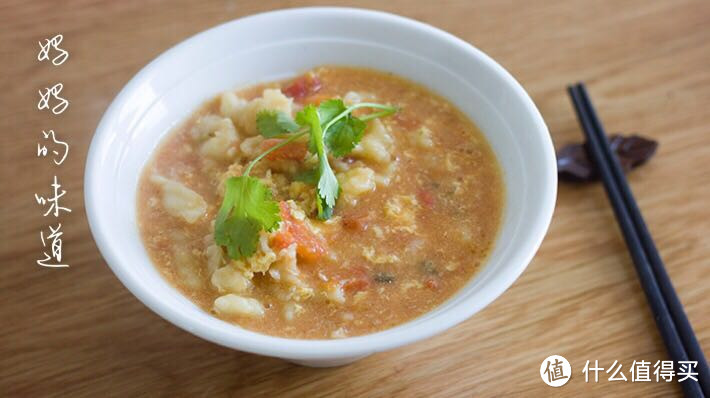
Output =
[{"x1": 137, "y1": 66, "x2": 504, "y2": 339}]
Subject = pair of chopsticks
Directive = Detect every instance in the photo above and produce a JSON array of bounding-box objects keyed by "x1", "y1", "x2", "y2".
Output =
[{"x1": 568, "y1": 83, "x2": 709, "y2": 398}]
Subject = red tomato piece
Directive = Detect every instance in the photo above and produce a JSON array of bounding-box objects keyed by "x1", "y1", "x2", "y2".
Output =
[
  {"x1": 343, "y1": 278, "x2": 370, "y2": 293},
  {"x1": 341, "y1": 266, "x2": 371, "y2": 293},
  {"x1": 425, "y1": 278, "x2": 440, "y2": 290},
  {"x1": 417, "y1": 189, "x2": 436, "y2": 209},
  {"x1": 272, "y1": 202, "x2": 327, "y2": 263},
  {"x1": 342, "y1": 214, "x2": 369, "y2": 232},
  {"x1": 283, "y1": 74, "x2": 322, "y2": 101},
  {"x1": 260, "y1": 139, "x2": 308, "y2": 161}
]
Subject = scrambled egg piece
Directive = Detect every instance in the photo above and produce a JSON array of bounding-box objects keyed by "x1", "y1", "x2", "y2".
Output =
[
  {"x1": 269, "y1": 243, "x2": 314, "y2": 302},
  {"x1": 384, "y1": 194, "x2": 419, "y2": 232},
  {"x1": 288, "y1": 181, "x2": 317, "y2": 218},
  {"x1": 412, "y1": 126, "x2": 434, "y2": 148},
  {"x1": 362, "y1": 246, "x2": 400, "y2": 264},
  {"x1": 233, "y1": 231, "x2": 278, "y2": 274},
  {"x1": 283, "y1": 302, "x2": 305, "y2": 321},
  {"x1": 322, "y1": 281, "x2": 345, "y2": 304}
]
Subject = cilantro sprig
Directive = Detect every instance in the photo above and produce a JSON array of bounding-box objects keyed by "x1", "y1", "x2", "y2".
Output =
[
  {"x1": 214, "y1": 133, "x2": 304, "y2": 260},
  {"x1": 214, "y1": 97, "x2": 397, "y2": 260},
  {"x1": 296, "y1": 105, "x2": 339, "y2": 219}
]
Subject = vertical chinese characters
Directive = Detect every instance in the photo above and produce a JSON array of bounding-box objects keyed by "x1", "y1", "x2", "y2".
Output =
[
  {"x1": 35, "y1": 175, "x2": 71, "y2": 217},
  {"x1": 38, "y1": 224, "x2": 67, "y2": 268},
  {"x1": 36, "y1": 35, "x2": 71, "y2": 268},
  {"x1": 37, "y1": 83, "x2": 69, "y2": 115},
  {"x1": 37, "y1": 130, "x2": 69, "y2": 165},
  {"x1": 37, "y1": 34, "x2": 69, "y2": 66}
]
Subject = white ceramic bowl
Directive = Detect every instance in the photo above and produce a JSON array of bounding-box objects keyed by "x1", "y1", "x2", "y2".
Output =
[{"x1": 85, "y1": 7, "x2": 556, "y2": 367}]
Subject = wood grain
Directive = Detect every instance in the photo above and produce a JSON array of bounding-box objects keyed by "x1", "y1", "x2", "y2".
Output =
[{"x1": 1, "y1": 0, "x2": 708, "y2": 396}]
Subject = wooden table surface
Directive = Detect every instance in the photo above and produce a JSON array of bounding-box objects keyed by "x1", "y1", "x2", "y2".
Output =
[{"x1": 2, "y1": 0, "x2": 708, "y2": 396}]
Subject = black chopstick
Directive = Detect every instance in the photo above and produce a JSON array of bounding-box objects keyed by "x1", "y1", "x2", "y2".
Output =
[
  {"x1": 575, "y1": 84, "x2": 710, "y2": 395},
  {"x1": 568, "y1": 83, "x2": 707, "y2": 398}
]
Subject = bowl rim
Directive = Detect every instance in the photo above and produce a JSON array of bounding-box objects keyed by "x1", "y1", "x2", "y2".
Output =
[{"x1": 85, "y1": 6, "x2": 557, "y2": 360}]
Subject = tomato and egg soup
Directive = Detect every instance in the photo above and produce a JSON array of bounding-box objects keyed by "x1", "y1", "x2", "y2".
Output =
[{"x1": 137, "y1": 66, "x2": 504, "y2": 339}]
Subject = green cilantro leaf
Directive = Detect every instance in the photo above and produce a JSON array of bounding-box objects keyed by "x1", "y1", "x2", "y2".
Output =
[
  {"x1": 316, "y1": 159, "x2": 339, "y2": 218},
  {"x1": 316, "y1": 99, "x2": 370, "y2": 157},
  {"x1": 293, "y1": 167, "x2": 335, "y2": 218},
  {"x1": 296, "y1": 105, "x2": 340, "y2": 219},
  {"x1": 219, "y1": 217, "x2": 262, "y2": 260},
  {"x1": 325, "y1": 116, "x2": 366, "y2": 157},
  {"x1": 214, "y1": 176, "x2": 281, "y2": 259},
  {"x1": 256, "y1": 110, "x2": 300, "y2": 138},
  {"x1": 317, "y1": 99, "x2": 347, "y2": 125},
  {"x1": 316, "y1": 195, "x2": 334, "y2": 220}
]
